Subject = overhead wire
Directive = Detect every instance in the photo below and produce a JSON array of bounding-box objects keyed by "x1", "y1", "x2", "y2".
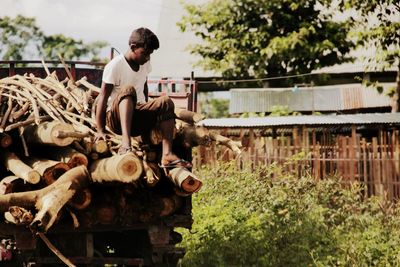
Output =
[{"x1": 196, "y1": 58, "x2": 398, "y2": 84}]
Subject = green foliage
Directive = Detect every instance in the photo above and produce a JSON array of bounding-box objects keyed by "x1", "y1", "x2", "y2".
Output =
[
  {"x1": 323, "y1": 0, "x2": 400, "y2": 111},
  {"x1": 322, "y1": 0, "x2": 399, "y2": 70},
  {"x1": 239, "y1": 112, "x2": 266, "y2": 118},
  {"x1": 0, "y1": 15, "x2": 44, "y2": 60},
  {"x1": 269, "y1": 105, "x2": 302, "y2": 116},
  {"x1": 178, "y1": 0, "x2": 354, "y2": 80},
  {"x1": 179, "y1": 160, "x2": 400, "y2": 266},
  {"x1": 203, "y1": 98, "x2": 230, "y2": 118},
  {"x1": 42, "y1": 34, "x2": 108, "y2": 61},
  {"x1": 199, "y1": 93, "x2": 230, "y2": 118},
  {"x1": 0, "y1": 15, "x2": 108, "y2": 61}
]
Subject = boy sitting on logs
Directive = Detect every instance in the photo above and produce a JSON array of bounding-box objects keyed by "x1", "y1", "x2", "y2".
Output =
[{"x1": 94, "y1": 27, "x2": 191, "y2": 169}]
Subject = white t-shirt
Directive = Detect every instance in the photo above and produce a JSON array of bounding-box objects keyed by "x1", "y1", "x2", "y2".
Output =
[{"x1": 102, "y1": 54, "x2": 152, "y2": 110}]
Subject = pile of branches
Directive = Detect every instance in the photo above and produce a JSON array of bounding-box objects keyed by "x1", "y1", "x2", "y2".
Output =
[{"x1": 0, "y1": 68, "x2": 242, "y2": 234}]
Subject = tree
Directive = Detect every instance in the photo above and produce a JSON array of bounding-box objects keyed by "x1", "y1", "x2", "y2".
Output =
[
  {"x1": 0, "y1": 15, "x2": 108, "y2": 61},
  {"x1": 325, "y1": 0, "x2": 400, "y2": 112},
  {"x1": 42, "y1": 34, "x2": 108, "y2": 62},
  {"x1": 178, "y1": 0, "x2": 355, "y2": 85},
  {"x1": 0, "y1": 15, "x2": 44, "y2": 60}
]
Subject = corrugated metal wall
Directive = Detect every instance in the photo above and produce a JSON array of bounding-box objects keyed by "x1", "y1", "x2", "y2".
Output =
[{"x1": 229, "y1": 83, "x2": 393, "y2": 114}]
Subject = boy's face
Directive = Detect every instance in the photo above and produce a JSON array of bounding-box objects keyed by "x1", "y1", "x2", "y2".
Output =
[{"x1": 131, "y1": 45, "x2": 154, "y2": 65}]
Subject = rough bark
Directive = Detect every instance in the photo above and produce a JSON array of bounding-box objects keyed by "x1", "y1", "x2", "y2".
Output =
[
  {"x1": 0, "y1": 166, "x2": 90, "y2": 232},
  {"x1": 24, "y1": 120, "x2": 77, "y2": 147}
]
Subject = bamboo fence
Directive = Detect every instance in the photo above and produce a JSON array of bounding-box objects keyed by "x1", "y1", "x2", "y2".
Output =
[{"x1": 193, "y1": 126, "x2": 400, "y2": 199}]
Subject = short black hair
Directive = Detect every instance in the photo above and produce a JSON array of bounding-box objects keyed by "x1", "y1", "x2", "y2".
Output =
[{"x1": 129, "y1": 27, "x2": 159, "y2": 50}]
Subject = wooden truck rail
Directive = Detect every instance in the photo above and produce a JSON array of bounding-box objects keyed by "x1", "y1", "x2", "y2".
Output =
[{"x1": 0, "y1": 60, "x2": 199, "y2": 267}]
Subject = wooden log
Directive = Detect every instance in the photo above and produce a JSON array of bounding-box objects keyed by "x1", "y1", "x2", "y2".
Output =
[
  {"x1": 143, "y1": 161, "x2": 161, "y2": 187},
  {"x1": 0, "y1": 176, "x2": 32, "y2": 195},
  {"x1": 0, "y1": 150, "x2": 41, "y2": 184},
  {"x1": 80, "y1": 138, "x2": 109, "y2": 154},
  {"x1": 174, "y1": 187, "x2": 192, "y2": 197},
  {"x1": 24, "y1": 120, "x2": 78, "y2": 146},
  {"x1": 90, "y1": 152, "x2": 143, "y2": 183},
  {"x1": 174, "y1": 108, "x2": 205, "y2": 124},
  {"x1": 4, "y1": 206, "x2": 33, "y2": 226},
  {"x1": 37, "y1": 146, "x2": 88, "y2": 168},
  {"x1": 75, "y1": 76, "x2": 101, "y2": 94},
  {"x1": 0, "y1": 165, "x2": 90, "y2": 232},
  {"x1": 25, "y1": 158, "x2": 70, "y2": 185},
  {"x1": 95, "y1": 205, "x2": 117, "y2": 224},
  {"x1": 4, "y1": 115, "x2": 52, "y2": 132},
  {"x1": 160, "y1": 195, "x2": 183, "y2": 217},
  {"x1": 179, "y1": 125, "x2": 211, "y2": 148},
  {"x1": 92, "y1": 140, "x2": 109, "y2": 154},
  {"x1": 53, "y1": 130, "x2": 89, "y2": 139},
  {"x1": 25, "y1": 157, "x2": 90, "y2": 210},
  {"x1": 0, "y1": 96, "x2": 13, "y2": 132},
  {"x1": 69, "y1": 188, "x2": 92, "y2": 210},
  {"x1": 167, "y1": 167, "x2": 202, "y2": 193},
  {"x1": 11, "y1": 101, "x2": 30, "y2": 121},
  {"x1": 209, "y1": 131, "x2": 242, "y2": 155},
  {"x1": 0, "y1": 133, "x2": 12, "y2": 148}
]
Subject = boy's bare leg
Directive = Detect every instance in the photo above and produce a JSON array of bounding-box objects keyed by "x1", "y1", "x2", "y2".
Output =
[
  {"x1": 119, "y1": 97, "x2": 134, "y2": 149},
  {"x1": 160, "y1": 118, "x2": 180, "y2": 165}
]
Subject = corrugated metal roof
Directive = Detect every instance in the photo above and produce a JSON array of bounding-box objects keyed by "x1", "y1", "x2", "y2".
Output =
[
  {"x1": 229, "y1": 83, "x2": 394, "y2": 114},
  {"x1": 198, "y1": 113, "x2": 400, "y2": 128}
]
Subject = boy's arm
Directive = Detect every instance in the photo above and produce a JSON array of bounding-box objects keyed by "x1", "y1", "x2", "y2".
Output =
[{"x1": 95, "y1": 82, "x2": 113, "y2": 140}]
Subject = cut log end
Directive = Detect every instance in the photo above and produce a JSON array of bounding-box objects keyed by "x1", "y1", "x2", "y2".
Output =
[
  {"x1": 50, "y1": 123, "x2": 76, "y2": 146},
  {"x1": 43, "y1": 162, "x2": 71, "y2": 185},
  {"x1": 67, "y1": 154, "x2": 89, "y2": 168},
  {"x1": 69, "y1": 189, "x2": 92, "y2": 210},
  {"x1": 90, "y1": 152, "x2": 143, "y2": 183},
  {"x1": 27, "y1": 171, "x2": 41, "y2": 185},
  {"x1": 168, "y1": 167, "x2": 203, "y2": 193},
  {"x1": 181, "y1": 176, "x2": 203, "y2": 193},
  {"x1": 117, "y1": 153, "x2": 143, "y2": 182},
  {"x1": 0, "y1": 133, "x2": 12, "y2": 148},
  {"x1": 92, "y1": 140, "x2": 108, "y2": 154}
]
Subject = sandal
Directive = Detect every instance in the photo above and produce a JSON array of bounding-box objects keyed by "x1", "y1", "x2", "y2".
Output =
[{"x1": 159, "y1": 159, "x2": 193, "y2": 169}]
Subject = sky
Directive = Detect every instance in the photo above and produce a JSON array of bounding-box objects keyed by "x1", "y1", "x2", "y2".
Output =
[
  {"x1": 0, "y1": 0, "x2": 209, "y2": 77},
  {"x1": 1, "y1": 0, "x2": 164, "y2": 59}
]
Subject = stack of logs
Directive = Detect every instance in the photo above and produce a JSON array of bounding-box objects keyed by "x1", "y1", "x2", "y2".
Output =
[{"x1": 0, "y1": 70, "x2": 242, "y2": 233}]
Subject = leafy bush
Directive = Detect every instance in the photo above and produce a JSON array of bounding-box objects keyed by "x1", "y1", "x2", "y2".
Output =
[{"x1": 178, "y1": 159, "x2": 400, "y2": 267}]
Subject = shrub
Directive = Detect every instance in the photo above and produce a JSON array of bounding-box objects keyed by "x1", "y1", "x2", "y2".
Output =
[{"x1": 178, "y1": 160, "x2": 400, "y2": 267}]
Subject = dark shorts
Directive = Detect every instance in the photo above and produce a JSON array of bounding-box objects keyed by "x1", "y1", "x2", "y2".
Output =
[{"x1": 106, "y1": 85, "x2": 175, "y2": 136}]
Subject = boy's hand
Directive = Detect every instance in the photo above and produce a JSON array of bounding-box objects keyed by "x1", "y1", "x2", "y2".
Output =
[{"x1": 94, "y1": 131, "x2": 109, "y2": 142}]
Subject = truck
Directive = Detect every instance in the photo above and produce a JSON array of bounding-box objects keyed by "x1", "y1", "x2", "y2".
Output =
[{"x1": 0, "y1": 60, "x2": 199, "y2": 267}]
